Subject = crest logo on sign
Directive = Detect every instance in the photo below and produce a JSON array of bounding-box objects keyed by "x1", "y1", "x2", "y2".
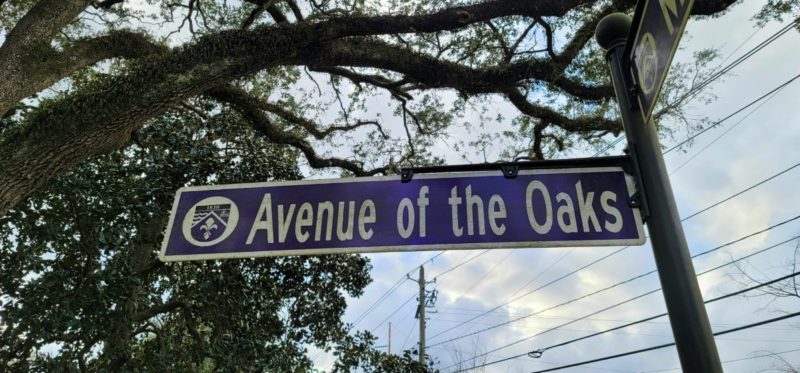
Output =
[
  {"x1": 635, "y1": 32, "x2": 658, "y2": 95},
  {"x1": 181, "y1": 196, "x2": 239, "y2": 247}
]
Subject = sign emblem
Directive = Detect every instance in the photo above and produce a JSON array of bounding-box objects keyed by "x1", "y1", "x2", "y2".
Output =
[
  {"x1": 181, "y1": 196, "x2": 239, "y2": 247},
  {"x1": 628, "y1": 0, "x2": 695, "y2": 121},
  {"x1": 635, "y1": 32, "x2": 658, "y2": 95}
]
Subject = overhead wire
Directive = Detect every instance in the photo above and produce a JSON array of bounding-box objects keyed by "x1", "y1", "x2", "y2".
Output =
[
  {"x1": 681, "y1": 160, "x2": 800, "y2": 221},
  {"x1": 453, "y1": 269, "x2": 800, "y2": 372},
  {"x1": 595, "y1": 18, "x2": 797, "y2": 158},
  {"x1": 639, "y1": 347, "x2": 800, "y2": 372},
  {"x1": 527, "y1": 268, "x2": 800, "y2": 358},
  {"x1": 669, "y1": 78, "x2": 795, "y2": 174},
  {"x1": 440, "y1": 219, "x2": 800, "y2": 368},
  {"x1": 426, "y1": 69, "x2": 800, "y2": 344},
  {"x1": 430, "y1": 67, "x2": 800, "y2": 348},
  {"x1": 432, "y1": 249, "x2": 490, "y2": 278},
  {"x1": 399, "y1": 308, "x2": 418, "y2": 351},
  {"x1": 370, "y1": 248, "x2": 498, "y2": 333},
  {"x1": 667, "y1": 17, "x2": 799, "y2": 107},
  {"x1": 350, "y1": 251, "x2": 444, "y2": 330},
  {"x1": 428, "y1": 163, "x2": 800, "y2": 346},
  {"x1": 527, "y1": 310, "x2": 800, "y2": 373},
  {"x1": 436, "y1": 249, "x2": 516, "y2": 310},
  {"x1": 371, "y1": 293, "x2": 416, "y2": 333},
  {"x1": 427, "y1": 247, "x2": 578, "y2": 341},
  {"x1": 663, "y1": 72, "x2": 800, "y2": 155},
  {"x1": 358, "y1": 18, "x2": 800, "y2": 363}
]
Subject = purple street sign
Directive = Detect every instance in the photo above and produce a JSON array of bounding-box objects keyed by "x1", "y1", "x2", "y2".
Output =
[
  {"x1": 629, "y1": 0, "x2": 695, "y2": 122},
  {"x1": 160, "y1": 168, "x2": 645, "y2": 261}
]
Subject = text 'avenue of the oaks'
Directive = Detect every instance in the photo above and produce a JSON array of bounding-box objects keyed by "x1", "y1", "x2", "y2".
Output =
[{"x1": 160, "y1": 168, "x2": 645, "y2": 261}]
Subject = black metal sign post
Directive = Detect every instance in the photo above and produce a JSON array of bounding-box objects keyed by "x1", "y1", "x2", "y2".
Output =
[{"x1": 595, "y1": 13, "x2": 723, "y2": 372}]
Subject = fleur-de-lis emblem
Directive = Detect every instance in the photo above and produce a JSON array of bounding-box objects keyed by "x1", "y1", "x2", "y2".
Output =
[{"x1": 200, "y1": 217, "x2": 218, "y2": 240}]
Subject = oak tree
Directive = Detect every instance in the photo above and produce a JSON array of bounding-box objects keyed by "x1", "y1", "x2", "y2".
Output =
[
  {"x1": 0, "y1": 0, "x2": 746, "y2": 217},
  {"x1": 2, "y1": 0, "x2": 793, "y2": 371}
]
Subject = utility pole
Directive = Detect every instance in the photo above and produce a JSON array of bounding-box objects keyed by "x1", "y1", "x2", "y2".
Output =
[
  {"x1": 417, "y1": 266, "x2": 426, "y2": 367},
  {"x1": 388, "y1": 322, "x2": 392, "y2": 355},
  {"x1": 595, "y1": 13, "x2": 722, "y2": 372}
]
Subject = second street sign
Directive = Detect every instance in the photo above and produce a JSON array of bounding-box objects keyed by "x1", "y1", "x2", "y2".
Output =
[
  {"x1": 629, "y1": 0, "x2": 695, "y2": 121},
  {"x1": 160, "y1": 165, "x2": 645, "y2": 261}
]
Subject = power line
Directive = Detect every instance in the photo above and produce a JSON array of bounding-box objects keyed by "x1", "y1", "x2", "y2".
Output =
[
  {"x1": 351, "y1": 251, "x2": 444, "y2": 329},
  {"x1": 391, "y1": 31, "x2": 800, "y2": 358},
  {"x1": 682, "y1": 160, "x2": 800, "y2": 221},
  {"x1": 371, "y1": 293, "x2": 416, "y2": 333},
  {"x1": 427, "y1": 72, "x2": 800, "y2": 343},
  {"x1": 667, "y1": 18, "x2": 799, "y2": 108},
  {"x1": 370, "y1": 249, "x2": 494, "y2": 333},
  {"x1": 528, "y1": 268, "x2": 800, "y2": 358},
  {"x1": 440, "y1": 221, "x2": 800, "y2": 369},
  {"x1": 434, "y1": 309, "x2": 800, "y2": 331},
  {"x1": 431, "y1": 249, "x2": 516, "y2": 317},
  {"x1": 527, "y1": 310, "x2": 800, "y2": 373},
  {"x1": 427, "y1": 247, "x2": 579, "y2": 341},
  {"x1": 456, "y1": 308, "x2": 800, "y2": 373},
  {"x1": 640, "y1": 347, "x2": 800, "y2": 372},
  {"x1": 432, "y1": 71, "x2": 800, "y2": 349},
  {"x1": 399, "y1": 309, "x2": 417, "y2": 351},
  {"x1": 432, "y1": 249, "x2": 489, "y2": 279},
  {"x1": 455, "y1": 267, "x2": 800, "y2": 373},
  {"x1": 598, "y1": 19, "x2": 798, "y2": 159},
  {"x1": 664, "y1": 72, "x2": 800, "y2": 155},
  {"x1": 431, "y1": 212, "x2": 800, "y2": 348},
  {"x1": 668, "y1": 79, "x2": 793, "y2": 175}
]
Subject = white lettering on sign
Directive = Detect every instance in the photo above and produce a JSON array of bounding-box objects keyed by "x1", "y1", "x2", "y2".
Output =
[
  {"x1": 336, "y1": 201, "x2": 356, "y2": 241},
  {"x1": 396, "y1": 186, "x2": 430, "y2": 239},
  {"x1": 242, "y1": 178, "x2": 628, "y2": 247},
  {"x1": 417, "y1": 186, "x2": 429, "y2": 237},
  {"x1": 659, "y1": 0, "x2": 688, "y2": 35},
  {"x1": 448, "y1": 185, "x2": 508, "y2": 237},
  {"x1": 488, "y1": 194, "x2": 507, "y2": 236},
  {"x1": 449, "y1": 186, "x2": 464, "y2": 237},
  {"x1": 601, "y1": 191, "x2": 623, "y2": 233},
  {"x1": 161, "y1": 168, "x2": 646, "y2": 262},
  {"x1": 523, "y1": 180, "x2": 624, "y2": 235},
  {"x1": 526, "y1": 181, "x2": 553, "y2": 234},
  {"x1": 397, "y1": 197, "x2": 415, "y2": 239},
  {"x1": 576, "y1": 181, "x2": 602, "y2": 233},
  {"x1": 245, "y1": 194, "x2": 377, "y2": 244},
  {"x1": 358, "y1": 200, "x2": 376, "y2": 240},
  {"x1": 465, "y1": 185, "x2": 486, "y2": 236},
  {"x1": 556, "y1": 192, "x2": 578, "y2": 233}
]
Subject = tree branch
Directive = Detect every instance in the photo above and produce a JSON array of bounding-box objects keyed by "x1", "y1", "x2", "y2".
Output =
[
  {"x1": 206, "y1": 86, "x2": 396, "y2": 176},
  {"x1": 93, "y1": 0, "x2": 124, "y2": 9},
  {"x1": 311, "y1": 66, "x2": 412, "y2": 100},
  {"x1": 305, "y1": 39, "x2": 613, "y2": 99},
  {"x1": 132, "y1": 300, "x2": 188, "y2": 323},
  {"x1": 0, "y1": 0, "x2": 741, "y2": 217},
  {"x1": 1, "y1": 31, "x2": 166, "y2": 116},
  {"x1": 504, "y1": 88, "x2": 621, "y2": 134},
  {"x1": 0, "y1": 0, "x2": 92, "y2": 113}
]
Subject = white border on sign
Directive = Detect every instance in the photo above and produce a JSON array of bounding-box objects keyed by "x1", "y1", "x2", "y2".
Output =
[{"x1": 159, "y1": 167, "x2": 646, "y2": 262}]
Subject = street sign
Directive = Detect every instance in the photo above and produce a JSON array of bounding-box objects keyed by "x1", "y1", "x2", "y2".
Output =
[
  {"x1": 629, "y1": 0, "x2": 695, "y2": 121},
  {"x1": 160, "y1": 167, "x2": 645, "y2": 261}
]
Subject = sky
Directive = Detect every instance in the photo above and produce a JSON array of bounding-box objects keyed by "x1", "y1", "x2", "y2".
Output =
[
  {"x1": 309, "y1": 2, "x2": 800, "y2": 372},
  {"x1": 3, "y1": 1, "x2": 798, "y2": 371}
]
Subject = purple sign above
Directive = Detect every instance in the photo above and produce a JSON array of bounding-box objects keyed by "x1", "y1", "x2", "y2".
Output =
[
  {"x1": 629, "y1": 0, "x2": 695, "y2": 122},
  {"x1": 160, "y1": 168, "x2": 645, "y2": 261}
]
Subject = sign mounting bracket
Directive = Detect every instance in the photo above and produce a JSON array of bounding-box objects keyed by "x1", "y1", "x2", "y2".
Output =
[{"x1": 400, "y1": 156, "x2": 633, "y2": 182}]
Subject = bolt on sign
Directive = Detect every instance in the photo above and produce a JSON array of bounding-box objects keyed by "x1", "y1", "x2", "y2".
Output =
[
  {"x1": 160, "y1": 167, "x2": 645, "y2": 261},
  {"x1": 629, "y1": 0, "x2": 695, "y2": 122}
]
